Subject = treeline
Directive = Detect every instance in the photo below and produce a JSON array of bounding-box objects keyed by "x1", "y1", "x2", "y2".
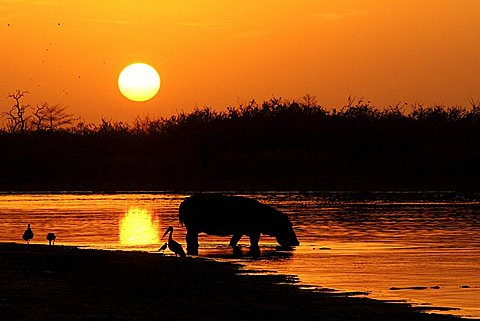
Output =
[{"x1": 2, "y1": 95, "x2": 480, "y2": 191}]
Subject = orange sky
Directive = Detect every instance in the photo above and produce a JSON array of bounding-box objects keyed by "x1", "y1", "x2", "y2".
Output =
[{"x1": 1, "y1": 0, "x2": 480, "y2": 123}]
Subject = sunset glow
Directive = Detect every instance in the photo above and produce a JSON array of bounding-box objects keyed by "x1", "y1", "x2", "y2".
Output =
[
  {"x1": 1, "y1": 1, "x2": 479, "y2": 122},
  {"x1": 2, "y1": 2, "x2": 480, "y2": 319},
  {"x1": 119, "y1": 207, "x2": 160, "y2": 245}
]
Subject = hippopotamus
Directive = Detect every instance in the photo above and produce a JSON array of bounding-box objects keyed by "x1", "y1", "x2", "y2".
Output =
[{"x1": 179, "y1": 194, "x2": 300, "y2": 255}]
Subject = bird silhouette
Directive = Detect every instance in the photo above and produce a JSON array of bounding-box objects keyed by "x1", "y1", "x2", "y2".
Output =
[
  {"x1": 162, "y1": 226, "x2": 186, "y2": 257},
  {"x1": 46, "y1": 233, "x2": 56, "y2": 245},
  {"x1": 22, "y1": 224, "x2": 34, "y2": 244},
  {"x1": 158, "y1": 242, "x2": 168, "y2": 252}
]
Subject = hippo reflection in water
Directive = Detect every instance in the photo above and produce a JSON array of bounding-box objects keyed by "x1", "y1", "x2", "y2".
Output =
[{"x1": 179, "y1": 194, "x2": 300, "y2": 255}]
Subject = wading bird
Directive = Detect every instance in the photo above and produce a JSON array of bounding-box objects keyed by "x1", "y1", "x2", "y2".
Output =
[
  {"x1": 46, "y1": 233, "x2": 56, "y2": 245},
  {"x1": 162, "y1": 226, "x2": 186, "y2": 257},
  {"x1": 22, "y1": 224, "x2": 34, "y2": 244},
  {"x1": 158, "y1": 242, "x2": 168, "y2": 252}
]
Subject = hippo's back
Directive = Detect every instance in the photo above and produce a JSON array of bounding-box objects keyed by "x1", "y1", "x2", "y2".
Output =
[{"x1": 179, "y1": 194, "x2": 274, "y2": 236}]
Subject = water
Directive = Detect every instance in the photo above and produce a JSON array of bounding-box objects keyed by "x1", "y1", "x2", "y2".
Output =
[{"x1": 0, "y1": 192, "x2": 478, "y2": 318}]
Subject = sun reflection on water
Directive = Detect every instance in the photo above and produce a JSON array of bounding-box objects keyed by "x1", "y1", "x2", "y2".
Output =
[{"x1": 119, "y1": 207, "x2": 160, "y2": 245}]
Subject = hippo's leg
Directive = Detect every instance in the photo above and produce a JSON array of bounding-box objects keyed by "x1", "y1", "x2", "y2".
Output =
[
  {"x1": 248, "y1": 232, "x2": 261, "y2": 257},
  {"x1": 229, "y1": 234, "x2": 242, "y2": 247},
  {"x1": 186, "y1": 230, "x2": 199, "y2": 255},
  {"x1": 229, "y1": 234, "x2": 243, "y2": 256}
]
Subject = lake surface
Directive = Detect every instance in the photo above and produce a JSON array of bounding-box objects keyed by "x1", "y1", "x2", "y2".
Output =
[{"x1": 0, "y1": 192, "x2": 478, "y2": 319}]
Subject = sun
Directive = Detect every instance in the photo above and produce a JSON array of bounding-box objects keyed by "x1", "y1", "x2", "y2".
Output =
[{"x1": 118, "y1": 63, "x2": 161, "y2": 102}]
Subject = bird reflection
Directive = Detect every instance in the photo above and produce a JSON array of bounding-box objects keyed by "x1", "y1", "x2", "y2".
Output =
[{"x1": 162, "y1": 226, "x2": 186, "y2": 257}]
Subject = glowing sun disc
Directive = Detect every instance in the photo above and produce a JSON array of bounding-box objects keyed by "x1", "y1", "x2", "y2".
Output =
[{"x1": 118, "y1": 63, "x2": 161, "y2": 102}]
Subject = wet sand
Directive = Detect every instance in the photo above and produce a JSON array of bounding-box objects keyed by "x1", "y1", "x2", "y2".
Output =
[{"x1": 0, "y1": 243, "x2": 469, "y2": 321}]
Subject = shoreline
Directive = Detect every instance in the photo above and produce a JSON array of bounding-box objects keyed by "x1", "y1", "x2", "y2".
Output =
[
  {"x1": 0, "y1": 243, "x2": 471, "y2": 321},
  {"x1": 1, "y1": 188, "x2": 480, "y2": 194}
]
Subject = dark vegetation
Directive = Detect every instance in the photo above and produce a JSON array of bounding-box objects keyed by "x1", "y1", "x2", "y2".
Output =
[
  {"x1": 2, "y1": 92, "x2": 480, "y2": 191},
  {"x1": 0, "y1": 243, "x2": 463, "y2": 321}
]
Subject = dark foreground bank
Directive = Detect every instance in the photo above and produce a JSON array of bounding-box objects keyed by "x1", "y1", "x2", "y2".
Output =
[{"x1": 0, "y1": 243, "x2": 468, "y2": 321}]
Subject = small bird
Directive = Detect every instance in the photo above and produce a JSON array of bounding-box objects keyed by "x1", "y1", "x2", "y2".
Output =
[
  {"x1": 162, "y1": 226, "x2": 186, "y2": 257},
  {"x1": 158, "y1": 242, "x2": 168, "y2": 252},
  {"x1": 46, "y1": 233, "x2": 56, "y2": 245},
  {"x1": 22, "y1": 224, "x2": 34, "y2": 244}
]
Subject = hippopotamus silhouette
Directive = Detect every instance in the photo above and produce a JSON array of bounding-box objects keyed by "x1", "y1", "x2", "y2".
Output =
[{"x1": 179, "y1": 194, "x2": 300, "y2": 255}]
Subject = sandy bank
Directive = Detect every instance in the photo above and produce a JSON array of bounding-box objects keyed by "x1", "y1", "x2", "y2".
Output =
[{"x1": 0, "y1": 243, "x2": 466, "y2": 321}]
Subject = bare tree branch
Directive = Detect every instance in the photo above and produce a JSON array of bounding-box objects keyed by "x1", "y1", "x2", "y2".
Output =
[
  {"x1": 45, "y1": 103, "x2": 75, "y2": 130},
  {"x1": 32, "y1": 102, "x2": 49, "y2": 131},
  {"x1": 3, "y1": 90, "x2": 31, "y2": 133}
]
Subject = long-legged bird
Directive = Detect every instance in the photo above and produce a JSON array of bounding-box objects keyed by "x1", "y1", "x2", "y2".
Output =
[
  {"x1": 162, "y1": 226, "x2": 186, "y2": 257},
  {"x1": 22, "y1": 224, "x2": 34, "y2": 244}
]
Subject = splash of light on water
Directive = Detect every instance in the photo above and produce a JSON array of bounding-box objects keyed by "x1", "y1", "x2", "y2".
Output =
[{"x1": 119, "y1": 207, "x2": 160, "y2": 245}]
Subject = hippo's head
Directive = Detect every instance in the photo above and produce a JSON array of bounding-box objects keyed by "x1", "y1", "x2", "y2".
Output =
[{"x1": 272, "y1": 213, "x2": 300, "y2": 247}]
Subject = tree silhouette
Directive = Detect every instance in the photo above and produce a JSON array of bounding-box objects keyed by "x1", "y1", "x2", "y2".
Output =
[
  {"x1": 2, "y1": 91, "x2": 76, "y2": 132},
  {"x1": 32, "y1": 102, "x2": 48, "y2": 131},
  {"x1": 38, "y1": 103, "x2": 75, "y2": 131},
  {"x1": 1, "y1": 95, "x2": 480, "y2": 190},
  {"x1": 3, "y1": 90, "x2": 30, "y2": 133}
]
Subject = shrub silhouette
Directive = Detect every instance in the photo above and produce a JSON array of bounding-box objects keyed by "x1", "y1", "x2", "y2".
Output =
[{"x1": 1, "y1": 96, "x2": 480, "y2": 191}]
